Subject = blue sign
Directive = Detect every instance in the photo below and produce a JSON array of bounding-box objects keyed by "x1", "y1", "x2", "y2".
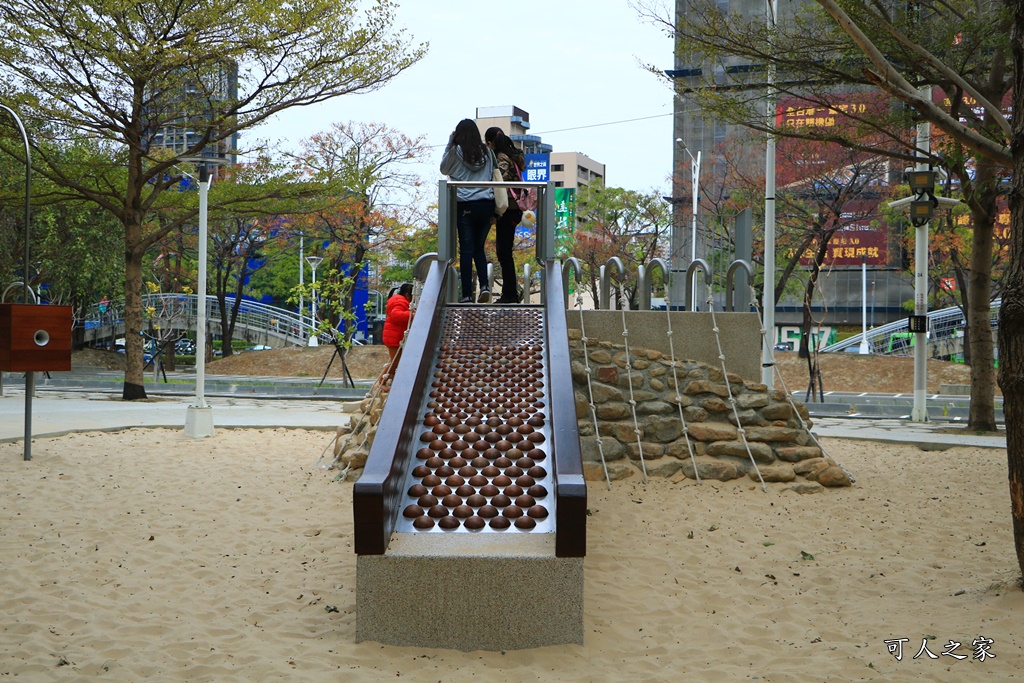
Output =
[{"x1": 523, "y1": 154, "x2": 550, "y2": 182}]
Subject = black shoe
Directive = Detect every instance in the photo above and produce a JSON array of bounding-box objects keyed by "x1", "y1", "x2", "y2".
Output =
[
  {"x1": 477, "y1": 289, "x2": 491, "y2": 303},
  {"x1": 459, "y1": 296, "x2": 473, "y2": 303},
  {"x1": 496, "y1": 294, "x2": 519, "y2": 304}
]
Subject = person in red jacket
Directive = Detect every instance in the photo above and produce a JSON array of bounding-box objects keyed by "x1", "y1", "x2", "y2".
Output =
[{"x1": 377, "y1": 283, "x2": 414, "y2": 390}]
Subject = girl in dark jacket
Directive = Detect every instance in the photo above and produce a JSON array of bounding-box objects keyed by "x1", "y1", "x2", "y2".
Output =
[{"x1": 485, "y1": 127, "x2": 526, "y2": 303}]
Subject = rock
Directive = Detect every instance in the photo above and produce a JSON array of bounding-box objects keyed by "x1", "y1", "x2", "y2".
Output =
[
  {"x1": 580, "y1": 435, "x2": 626, "y2": 462},
  {"x1": 650, "y1": 378, "x2": 665, "y2": 391},
  {"x1": 699, "y1": 397, "x2": 731, "y2": 412},
  {"x1": 589, "y1": 381, "x2": 624, "y2": 404},
  {"x1": 683, "y1": 380, "x2": 731, "y2": 397},
  {"x1": 641, "y1": 416, "x2": 684, "y2": 442},
  {"x1": 761, "y1": 402, "x2": 794, "y2": 420},
  {"x1": 686, "y1": 422, "x2": 738, "y2": 442},
  {"x1": 575, "y1": 393, "x2": 590, "y2": 419},
  {"x1": 607, "y1": 421, "x2": 642, "y2": 442},
  {"x1": 664, "y1": 439, "x2": 700, "y2": 459},
  {"x1": 589, "y1": 349, "x2": 613, "y2": 364},
  {"x1": 649, "y1": 365, "x2": 667, "y2": 378},
  {"x1": 626, "y1": 441, "x2": 665, "y2": 460},
  {"x1": 636, "y1": 400, "x2": 674, "y2": 416},
  {"x1": 792, "y1": 457, "x2": 828, "y2": 475},
  {"x1": 750, "y1": 463, "x2": 795, "y2": 482},
  {"x1": 775, "y1": 446, "x2": 823, "y2": 462},
  {"x1": 679, "y1": 456, "x2": 744, "y2": 481},
  {"x1": 682, "y1": 406, "x2": 709, "y2": 423},
  {"x1": 333, "y1": 433, "x2": 350, "y2": 457},
  {"x1": 706, "y1": 440, "x2": 775, "y2": 463},
  {"x1": 630, "y1": 358, "x2": 650, "y2": 370},
  {"x1": 744, "y1": 426, "x2": 804, "y2": 442},
  {"x1": 341, "y1": 447, "x2": 369, "y2": 470},
  {"x1": 735, "y1": 392, "x2": 770, "y2": 409},
  {"x1": 568, "y1": 328, "x2": 582, "y2": 341},
  {"x1": 616, "y1": 374, "x2": 645, "y2": 390},
  {"x1": 817, "y1": 466, "x2": 852, "y2": 487},
  {"x1": 571, "y1": 360, "x2": 588, "y2": 383},
  {"x1": 597, "y1": 402, "x2": 631, "y2": 420},
  {"x1": 744, "y1": 381, "x2": 768, "y2": 393},
  {"x1": 726, "y1": 409, "x2": 762, "y2": 426},
  {"x1": 596, "y1": 366, "x2": 618, "y2": 384},
  {"x1": 644, "y1": 349, "x2": 664, "y2": 361},
  {"x1": 643, "y1": 457, "x2": 683, "y2": 477}
]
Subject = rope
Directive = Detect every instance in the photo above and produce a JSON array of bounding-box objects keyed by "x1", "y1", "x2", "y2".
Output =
[
  {"x1": 706, "y1": 291, "x2": 768, "y2": 492},
  {"x1": 576, "y1": 290, "x2": 612, "y2": 490},
  {"x1": 663, "y1": 277, "x2": 701, "y2": 484},
  {"x1": 618, "y1": 281, "x2": 648, "y2": 484},
  {"x1": 749, "y1": 282, "x2": 856, "y2": 484}
]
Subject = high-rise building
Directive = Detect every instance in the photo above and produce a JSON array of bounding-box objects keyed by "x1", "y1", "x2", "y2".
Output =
[
  {"x1": 149, "y1": 61, "x2": 240, "y2": 166},
  {"x1": 474, "y1": 106, "x2": 605, "y2": 189},
  {"x1": 667, "y1": 0, "x2": 912, "y2": 328}
]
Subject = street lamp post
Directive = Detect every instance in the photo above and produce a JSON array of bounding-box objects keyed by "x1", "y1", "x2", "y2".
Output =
[
  {"x1": 675, "y1": 138, "x2": 701, "y2": 311},
  {"x1": 182, "y1": 158, "x2": 224, "y2": 437},
  {"x1": 305, "y1": 255, "x2": 323, "y2": 347},
  {"x1": 298, "y1": 234, "x2": 305, "y2": 343}
]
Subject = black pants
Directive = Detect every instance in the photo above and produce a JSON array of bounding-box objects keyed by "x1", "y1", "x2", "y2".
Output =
[
  {"x1": 456, "y1": 199, "x2": 495, "y2": 299},
  {"x1": 495, "y1": 205, "x2": 523, "y2": 299}
]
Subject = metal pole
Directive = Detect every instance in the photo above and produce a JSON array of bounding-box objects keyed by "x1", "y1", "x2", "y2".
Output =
[
  {"x1": 1, "y1": 104, "x2": 34, "y2": 460},
  {"x1": 298, "y1": 235, "x2": 304, "y2": 343},
  {"x1": 911, "y1": 90, "x2": 931, "y2": 422},
  {"x1": 761, "y1": 0, "x2": 779, "y2": 387},
  {"x1": 184, "y1": 165, "x2": 214, "y2": 437},
  {"x1": 690, "y1": 150, "x2": 701, "y2": 311},
  {"x1": 859, "y1": 256, "x2": 870, "y2": 354}
]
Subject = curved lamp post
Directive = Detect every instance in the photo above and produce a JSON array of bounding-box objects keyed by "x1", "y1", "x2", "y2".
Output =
[{"x1": 0, "y1": 104, "x2": 34, "y2": 460}]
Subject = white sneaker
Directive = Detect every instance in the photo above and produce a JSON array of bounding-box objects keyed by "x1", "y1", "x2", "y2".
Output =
[{"x1": 477, "y1": 289, "x2": 491, "y2": 303}]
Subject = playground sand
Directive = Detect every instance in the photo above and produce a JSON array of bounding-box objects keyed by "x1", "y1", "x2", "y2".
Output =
[{"x1": 1, "y1": 428, "x2": 1020, "y2": 681}]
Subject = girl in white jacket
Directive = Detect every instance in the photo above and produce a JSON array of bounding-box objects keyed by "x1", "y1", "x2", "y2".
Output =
[{"x1": 440, "y1": 118, "x2": 496, "y2": 303}]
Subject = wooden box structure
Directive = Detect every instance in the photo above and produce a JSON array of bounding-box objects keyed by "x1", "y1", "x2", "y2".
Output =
[{"x1": 0, "y1": 304, "x2": 73, "y2": 372}]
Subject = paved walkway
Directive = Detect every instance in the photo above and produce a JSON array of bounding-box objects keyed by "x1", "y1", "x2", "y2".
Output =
[
  {"x1": 0, "y1": 388, "x2": 354, "y2": 442},
  {"x1": 0, "y1": 386, "x2": 1006, "y2": 450}
]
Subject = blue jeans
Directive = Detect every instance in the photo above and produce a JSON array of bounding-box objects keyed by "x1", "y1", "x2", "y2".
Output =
[{"x1": 456, "y1": 199, "x2": 495, "y2": 299}]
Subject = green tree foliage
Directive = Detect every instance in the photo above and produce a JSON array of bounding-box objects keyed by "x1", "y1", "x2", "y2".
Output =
[
  {"x1": 571, "y1": 180, "x2": 672, "y2": 308},
  {"x1": 289, "y1": 121, "x2": 430, "y2": 344},
  {"x1": 0, "y1": 0, "x2": 425, "y2": 399}
]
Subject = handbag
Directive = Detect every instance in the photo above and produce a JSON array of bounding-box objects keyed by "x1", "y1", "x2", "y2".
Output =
[{"x1": 490, "y1": 149, "x2": 509, "y2": 216}]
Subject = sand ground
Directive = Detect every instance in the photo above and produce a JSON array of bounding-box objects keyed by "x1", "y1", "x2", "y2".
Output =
[{"x1": 0, "y1": 426, "x2": 1020, "y2": 682}]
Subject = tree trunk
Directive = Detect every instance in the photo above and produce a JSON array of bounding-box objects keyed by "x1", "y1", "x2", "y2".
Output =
[
  {"x1": 122, "y1": 236, "x2": 147, "y2": 400},
  {"x1": 968, "y1": 161, "x2": 998, "y2": 431},
  {"x1": 1000, "y1": 3, "x2": 1024, "y2": 585}
]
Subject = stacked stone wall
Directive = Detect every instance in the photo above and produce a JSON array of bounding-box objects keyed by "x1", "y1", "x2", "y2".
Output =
[{"x1": 569, "y1": 331, "x2": 850, "y2": 490}]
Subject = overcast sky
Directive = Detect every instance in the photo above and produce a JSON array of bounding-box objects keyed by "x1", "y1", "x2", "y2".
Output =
[{"x1": 252, "y1": 0, "x2": 676, "y2": 198}]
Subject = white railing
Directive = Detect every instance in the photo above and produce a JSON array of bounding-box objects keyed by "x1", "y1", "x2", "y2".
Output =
[
  {"x1": 78, "y1": 294, "x2": 328, "y2": 347},
  {"x1": 822, "y1": 299, "x2": 1000, "y2": 359}
]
